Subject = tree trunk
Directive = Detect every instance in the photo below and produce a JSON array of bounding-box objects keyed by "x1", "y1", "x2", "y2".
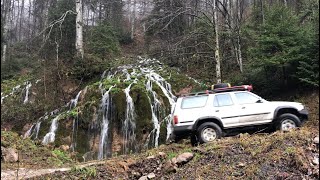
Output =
[
  {"x1": 76, "y1": 0, "x2": 84, "y2": 58},
  {"x1": 213, "y1": 0, "x2": 221, "y2": 83},
  {"x1": 284, "y1": 0, "x2": 287, "y2": 7},
  {"x1": 2, "y1": 0, "x2": 11, "y2": 62},
  {"x1": 237, "y1": 0, "x2": 243, "y2": 72},
  {"x1": 260, "y1": 0, "x2": 265, "y2": 24},
  {"x1": 19, "y1": 0, "x2": 25, "y2": 42},
  {"x1": 130, "y1": 0, "x2": 136, "y2": 40}
]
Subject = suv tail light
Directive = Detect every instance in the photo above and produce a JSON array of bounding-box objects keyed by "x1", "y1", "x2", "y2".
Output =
[{"x1": 173, "y1": 115, "x2": 179, "y2": 124}]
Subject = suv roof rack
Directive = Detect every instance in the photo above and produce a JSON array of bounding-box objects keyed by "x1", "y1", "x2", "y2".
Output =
[{"x1": 181, "y1": 85, "x2": 253, "y2": 97}]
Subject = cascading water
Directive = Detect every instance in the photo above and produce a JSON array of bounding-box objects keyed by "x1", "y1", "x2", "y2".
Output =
[
  {"x1": 23, "y1": 82, "x2": 32, "y2": 104},
  {"x1": 141, "y1": 68, "x2": 176, "y2": 141},
  {"x1": 42, "y1": 115, "x2": 60, "y2": 145},
  {"x1": 123, "y1": 80, "x2": 137, "y2": 154},
  {"x1": 70, "y1": 90, "x2": 82, "y2": 152},
  {"x1": 11, "y1": 57, "x2": 201, "y2": 161},
  {"x1": 98, "y1": 85, "x2": 115, "y2": 160},
  {"x1": 145, "y1": 74, "x2": 161, "y2": 147},
  {"x1": 24, "y1": 124, "x2": 35, "y2": 139},
  {"x1": 70, "y1": 90, "x2": 82, "y2": 109},
  {"x1": 34, "y1": 121, "x2": 41, "y2": 139}
]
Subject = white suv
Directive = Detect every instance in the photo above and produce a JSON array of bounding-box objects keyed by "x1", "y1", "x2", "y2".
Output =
[{"x1": 171, "y1": 85, "x2": 308, "y2": 144}]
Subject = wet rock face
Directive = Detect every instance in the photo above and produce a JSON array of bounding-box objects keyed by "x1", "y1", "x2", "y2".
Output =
[{"x1": 20, "y1": 57, "x2": 200, "y2": 161}]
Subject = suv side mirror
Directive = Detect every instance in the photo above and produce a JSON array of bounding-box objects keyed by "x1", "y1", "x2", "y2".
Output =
[{"x1": 256, "y1": 99, "x2": 263, "y2": 103}]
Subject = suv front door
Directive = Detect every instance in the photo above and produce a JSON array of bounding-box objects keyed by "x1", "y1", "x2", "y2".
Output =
[{"x1": 233, "y1": 91, "x2": 272, "y2": 125}]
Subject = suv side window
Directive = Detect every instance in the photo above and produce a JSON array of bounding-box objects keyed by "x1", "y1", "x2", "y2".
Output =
[
  {"x1": 235, "y1": 92, "x2": 259, "y2": 104},
  {"x1": 214, "y1": 94, "x2": 234, "y2": 107},
  {"x1": 181, "y1": 96, "x2": 208, "y2": 109}
]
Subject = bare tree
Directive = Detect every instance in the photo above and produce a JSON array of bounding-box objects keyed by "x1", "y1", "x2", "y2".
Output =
[
  {"x1": 213, "y1": 0, "x2": 221, "y2": 83},
  {"x1": 76, "y1": 0, "x2": 84, "y2": 58}
]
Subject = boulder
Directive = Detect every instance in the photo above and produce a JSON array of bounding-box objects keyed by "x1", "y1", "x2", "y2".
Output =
[{"x1": 2, "y1": 147, "x2": 18, "y2": 163}]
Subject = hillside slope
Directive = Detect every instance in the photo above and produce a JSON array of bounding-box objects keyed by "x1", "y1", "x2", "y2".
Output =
[{"x1": 1, "y1": 92, "x2": 318, "y2": 179}]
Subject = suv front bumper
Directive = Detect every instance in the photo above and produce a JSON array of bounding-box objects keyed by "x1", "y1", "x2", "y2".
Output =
[{"x1": 299, "y1": 109, "x2": 308, "y2": 121}]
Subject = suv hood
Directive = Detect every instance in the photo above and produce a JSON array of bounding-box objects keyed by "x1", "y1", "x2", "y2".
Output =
[{"x1": 268, "y1": 101, "x2": 304, "y2": 110}]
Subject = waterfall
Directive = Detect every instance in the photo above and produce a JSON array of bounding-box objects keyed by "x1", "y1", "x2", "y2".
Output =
[
  {"x1": 23, "y1": 82, "x2": 32, "y2": 104},
  {"x1": 70, "y1": 90, "x2": 82, "y2": 109},
  {"x1": 123, "y1": 81, "x2": 137, "y2": 154},
  {"x1": 98, "y1": 85, "x2": 115, "y2": 160},
  {"x1": 70, "y1": 90, "x2": 82, "y2": 152},
  {"x1": 34, "y1": 121, "x2": 41, "y2": 139},
  {"x1": 42, "y1": 115, "x2": 60, "y2": 145},
  {"x1": 24, "y1": 124, "x2": 35, "y2": 139},
  {"x1": 145, "y1": 75, "x2": 161, "y2": 147},
  {"x1": 147, "y1": 72, "x2": 176, "y2": 141}
]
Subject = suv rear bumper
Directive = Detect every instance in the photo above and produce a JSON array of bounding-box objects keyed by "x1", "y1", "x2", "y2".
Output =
[{"x1": 171, "y1": 125, "x2": 193, "y2": 139}]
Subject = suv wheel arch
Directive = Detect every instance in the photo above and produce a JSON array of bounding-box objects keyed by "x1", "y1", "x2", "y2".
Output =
[
  {"x1": 192, "y1": 117, "x2": 224, "y2": 131},
  {"x1": 273, "y1": 106, "x2": 299, "y2": 121}
]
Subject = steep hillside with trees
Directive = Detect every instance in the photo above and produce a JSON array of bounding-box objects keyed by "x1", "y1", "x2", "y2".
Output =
[{"x1": 1, "y1": 0, "x2": 319, "y2": 179}]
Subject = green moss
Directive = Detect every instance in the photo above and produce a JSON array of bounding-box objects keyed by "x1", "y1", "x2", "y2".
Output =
[
  {"x1": 159, "y1": 121, "x2": 168, "y2": 144},
  {"x1": 52, "y1": 149, "x2": 72, "y2": 162},
  {"x1": 131, "y1": 86, "x2": 153, "y2": 142},
  {"x1": 47, "y1": 157, "x2": 63, "y2": 167},
  {"x1": 1, "y1": 75, "x2": 31, "y2": 95},
  {"x1": 70, "y1": 166, "x2": 97, "y2": 178},
  {"x1": 112, "y1": 92, "x2": 126, "y2": 131}
]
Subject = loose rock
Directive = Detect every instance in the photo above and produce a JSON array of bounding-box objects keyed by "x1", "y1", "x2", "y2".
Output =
[
  {"x1": 147, "y1": 155, "x2": 156, "y2": 159},
  {"x1": 2, "y1": 147, "x2": 19, "y2": 163},
  {"x1": 313, "y1": 137, "x2": 319, "y2": 144},
  {"x1": 158, "y1": 152, "x2": 166, "y2": 158},
  {"x1": 138, "y1": 175, "x2": 148, "y2": 180},
  {"x1": 147, "y1": 172, "x2": 156, "y2": 179},
  {"x1": 312, "y1": 156, "x2": 319, "y2": 165},
  {"x1": 176, "y1": 152, "x2": 194, "y2": 165},
  {"x1": 162, "y1": 160, "x2": 177, "y2": 173},
  {"x1": 59, "y1": 145, "x2": 69, "y2": 152}
]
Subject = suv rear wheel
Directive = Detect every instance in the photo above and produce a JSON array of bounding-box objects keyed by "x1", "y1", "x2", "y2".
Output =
[
  {"x1": 197, "y1": 122, "x2": 222, "y2": 143},
  {"x1": 276, "y1": 113, "x2": 301, "y2": 131}
]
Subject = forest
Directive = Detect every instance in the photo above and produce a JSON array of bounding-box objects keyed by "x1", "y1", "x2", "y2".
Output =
[{"x1": 1, "y1": 0, "x2": 319, "y2": 179}]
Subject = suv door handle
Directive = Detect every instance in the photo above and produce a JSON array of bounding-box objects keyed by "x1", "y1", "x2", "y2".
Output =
[
  {"x1": 215, "y1": 110, "x2": 219, "y2": 112},
  {"x1": 242, "y1": 107, "x2": 246, "y2": 109}
]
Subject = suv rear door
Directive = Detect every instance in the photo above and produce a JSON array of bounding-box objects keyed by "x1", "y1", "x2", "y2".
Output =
[{"x1": 213, "y1": 93, "x2": 239, "y2": 128}]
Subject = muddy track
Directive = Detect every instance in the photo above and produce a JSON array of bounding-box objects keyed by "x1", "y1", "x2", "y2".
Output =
[{"x1": 1, "y1": 161, "x2": 105, "y2": 180}]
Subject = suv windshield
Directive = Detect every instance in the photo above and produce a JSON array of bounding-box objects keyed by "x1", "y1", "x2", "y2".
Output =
[{"x1": 181, "y1": 96, "x2": 208, "y2": 109}]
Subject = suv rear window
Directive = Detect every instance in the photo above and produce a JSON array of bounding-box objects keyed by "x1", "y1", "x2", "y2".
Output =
[{"x1": 181, "y1": 96, "x2": 208, "y2": 109}]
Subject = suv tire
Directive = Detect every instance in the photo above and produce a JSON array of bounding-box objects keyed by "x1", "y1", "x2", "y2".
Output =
[
  {"x1": 276, "y1": 113, "x2": 301, "y2": 131},
  {"x1": 197, "y1": 122, "x2": 222, "y2": 143}
]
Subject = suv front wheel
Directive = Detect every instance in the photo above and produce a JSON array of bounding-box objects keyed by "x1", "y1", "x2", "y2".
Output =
[
  {"x1": 197, "y1": 122, "x2": 222, "y2": 143},
  {"x1": 276, "y1": 113, "x2": 301, "y2": 131}
]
